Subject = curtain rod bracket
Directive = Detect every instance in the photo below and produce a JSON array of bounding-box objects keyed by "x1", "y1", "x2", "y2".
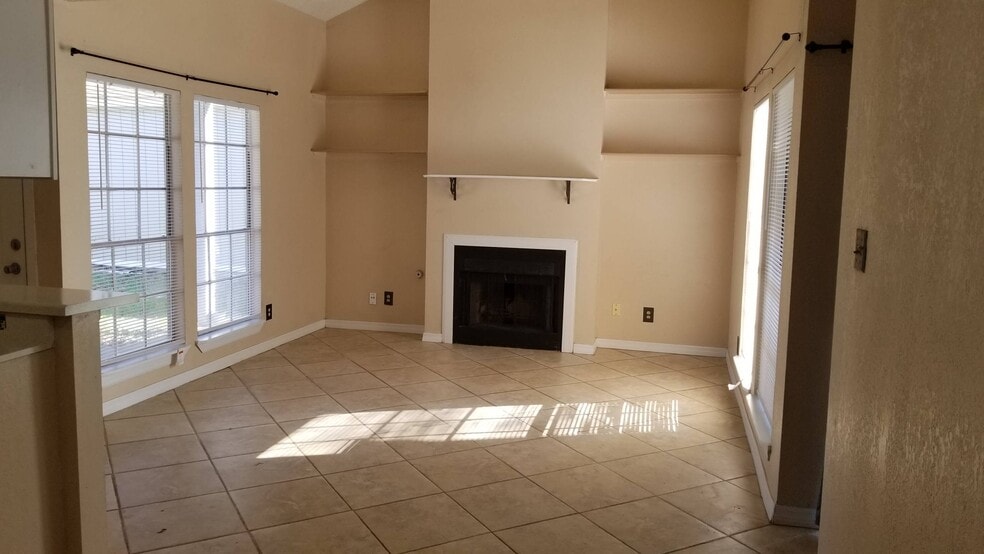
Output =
[
  {"x1": 805, "y1": 40, "x2": 854, "y2": 54},
  {"x1": 449, "y1": 177, "x2": 457, "y2": 200}
]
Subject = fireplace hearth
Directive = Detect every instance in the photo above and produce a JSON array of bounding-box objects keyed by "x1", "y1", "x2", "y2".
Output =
[{"x1": 452, "y1": 245, "x2": 565, "y2": 350}]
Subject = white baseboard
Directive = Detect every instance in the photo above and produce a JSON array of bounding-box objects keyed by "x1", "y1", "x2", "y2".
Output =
[
  {"x1": 594, "y1": 338, "x2": 727, "y2": 357},
  {"x1": 773, "y1": 504, "x2": 819, "y2": 528},
  {"x1": 323, "y1": 319, "x2": 424, "y2": 334},
  {"x1": 102, "y1": 319, "x2": 327, "y2": 416},
  {"x1": 573, "y1": 343, "x2": 597, "y2": 355},
  {"x1": 421, "y1": 332, "x2": 444, "y2": 343}
]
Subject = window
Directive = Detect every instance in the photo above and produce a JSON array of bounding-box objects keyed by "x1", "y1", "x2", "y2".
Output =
[
  {"x1": 86, "y1": 77, "x2": 183, "y2": 367},
  {"x1": 194, "y1": 98, "x2": 261, "y2": 337}
]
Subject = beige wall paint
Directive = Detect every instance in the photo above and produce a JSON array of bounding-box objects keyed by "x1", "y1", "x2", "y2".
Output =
[
  {"x1": 607, "y1": 0, "x2": 748, "y2": 89},
  {"x1": 821, "y1": 1, "x2": 984, "y2": 550},
  {"x1": 325, "y1": 154, "x2": 427, "y2": 324},
  {"x1": 52, "y1": 0, "x2": 327, "y2": 400},
  {"x1": 597, "y1": 155, "x2": 736, "y2": 348},
  {"x1": 427, "y1": 0, "x2": 607, "y2": 178}
]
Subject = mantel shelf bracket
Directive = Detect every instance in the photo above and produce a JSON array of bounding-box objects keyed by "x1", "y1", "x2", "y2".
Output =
[
  {"x1": 449, "y1": 177, "x2": 457, "y2": 201},
  {"x1": 565, "y1": 180, "x2": 571, "y2": 205}
]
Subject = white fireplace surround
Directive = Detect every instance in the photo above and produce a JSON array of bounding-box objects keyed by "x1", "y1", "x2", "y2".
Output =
[{"x1": 441, "y1": 234, "x2": 578, "y2": 352}]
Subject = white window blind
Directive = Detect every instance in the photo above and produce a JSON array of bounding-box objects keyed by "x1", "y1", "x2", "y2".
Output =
[
  {"x1": 194, "y1": 97, "x2": 261, "y2": 335},
  {"x1": 755, "y1": 75, "x2": 795, "y2": 422},
  {"x1": 86, "y1": 77, "x2": 183, "y2": 367}
]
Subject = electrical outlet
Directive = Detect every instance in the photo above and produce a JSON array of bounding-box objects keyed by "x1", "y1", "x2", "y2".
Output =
[
  {"x1": 384, "y1": 291, "x2": 393, "y2": 306},
  {"x1": 642, "y1": 307, "x2": 655, "y2": 323},
  {"x1": 612, "y1": 303, "x2": 622, "y2": 316},
  {"x1": 265, "y1": 304, "x2": 273, "y2": 320},
  {"x1": 369, "y1": 292, "x2": 377, "y2": 305}
]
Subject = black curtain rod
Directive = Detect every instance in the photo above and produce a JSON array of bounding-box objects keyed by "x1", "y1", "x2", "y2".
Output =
[
  {"x1": 69, "y1": 47, "x2": 279, "y2": 96},
  {"x1": 743, "y1": 32, "x2": 801, "y2": 92}
]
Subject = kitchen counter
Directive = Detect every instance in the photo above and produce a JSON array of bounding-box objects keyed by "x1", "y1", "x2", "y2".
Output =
[{"x1": 0, "y1": 284, "x2": 137, "y2": 317}]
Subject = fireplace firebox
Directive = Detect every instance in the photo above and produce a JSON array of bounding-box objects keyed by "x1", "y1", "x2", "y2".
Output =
[{"x1": 452, "y1": 246, "x2": 565, "y2": 350}]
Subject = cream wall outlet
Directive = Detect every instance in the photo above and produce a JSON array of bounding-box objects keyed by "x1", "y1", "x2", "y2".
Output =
[
  {"x1": 369, "y1": 292, "x2": 377, "y2": 305},
  {"x1": 612, "y1": 303, "x2": 622, "y2": 316}
]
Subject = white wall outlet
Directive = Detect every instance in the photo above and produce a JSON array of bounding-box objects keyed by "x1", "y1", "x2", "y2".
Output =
[
  {"x1": 369, "y1": 292, "x2": 377, "y2": 305},
  {"x1": 612, "y1": 303, "x2": 622, "y2": 316},
  {"x1": 175, "y1": 346, "x2": 188, "y2": 365}
]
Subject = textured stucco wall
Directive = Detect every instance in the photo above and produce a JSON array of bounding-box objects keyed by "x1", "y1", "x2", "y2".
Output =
[{"x1": 821, "y1": 0, "x2": 984, "y2": 550}]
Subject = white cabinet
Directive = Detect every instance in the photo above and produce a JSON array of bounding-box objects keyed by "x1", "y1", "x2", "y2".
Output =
[{"x1": 0, "y1": 0, "x2": 56, "y2": 178}]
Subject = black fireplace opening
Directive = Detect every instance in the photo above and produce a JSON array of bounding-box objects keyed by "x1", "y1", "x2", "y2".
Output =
[{"x1": 453, "y1": 245, "x2": 565, "y2": 351}]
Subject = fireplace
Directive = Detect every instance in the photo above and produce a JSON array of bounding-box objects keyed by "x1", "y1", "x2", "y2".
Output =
[{"x1": 452, "y1": 246, "x2": 565, "y2": 350}]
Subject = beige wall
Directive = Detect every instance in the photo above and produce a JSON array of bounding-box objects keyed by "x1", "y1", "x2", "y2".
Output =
[
  {"x1": 52, "y1": 0, "x2": 327, "y2": 400},
  {"x1": 607, "y1": 0, "x2": 748, "y2": 89},
  {"x1": 0, "y1": 348, "x2": 63, "y2": 551},
  {"x1": 821, "y1": 1, "x2": 984, "y2": 550},
  {"x1": 597, "y1": 155, "x2": 736, "y2": 347},
  {"x1": 427, "y1": 0, "x2": 607, "y2": 178},
  {"x1": 322, "y1": 0, "x2": 430, "y2": 327}
]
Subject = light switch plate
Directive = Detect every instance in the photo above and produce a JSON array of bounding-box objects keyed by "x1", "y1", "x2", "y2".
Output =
[{"x1": 854, "y1": 228, "x2": 868, "y2": 272}]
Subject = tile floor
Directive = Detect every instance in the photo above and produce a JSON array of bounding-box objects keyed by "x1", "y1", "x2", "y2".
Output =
[{"x1": 103, "y1": 328, "x2": 819, "y2": 553}]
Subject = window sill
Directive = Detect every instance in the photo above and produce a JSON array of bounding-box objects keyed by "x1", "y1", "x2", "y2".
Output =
[
  {"x1": 196, "y1": 320, "x2": 264, "y2": 353},
  {"x1": 101, "y1": 345, "x2": 180, "y2": 388}
]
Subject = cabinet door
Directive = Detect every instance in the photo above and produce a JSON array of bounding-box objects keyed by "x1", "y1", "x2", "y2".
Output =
[{"x1": 0, "y1": 0, "x2": 55, "y2": 178}]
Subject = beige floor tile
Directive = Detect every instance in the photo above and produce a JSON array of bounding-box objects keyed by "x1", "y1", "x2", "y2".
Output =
[
  {"x1": 299, "y1": 437, "x2": 405, "y2": 474},
  {"x1": 233, "y1": 365, "x2": 307, "y2": 386},
  {"x1": 631, "y1": 392, "x2": 719, "y2": 418},
  {"x1": 604, "y1": 452, "x2": 720, "y2": 495},
  {"x1": 452, "y1": 416, "x2": 540, "y2": 443},
  {"x1": 358, "y1": 493, "x2": 487, "y2": 553},
  {"x1": 364, "y1": 331, "x2": 422, "y2": 343},
  {"x1": 639, "y1": 371, "x2": 717, "y2": 391},
  {"x1": 669, "y1": 441, "x2": 755, "y2": 480},
  {"x1": 519, "y1": 403, "x2": 608, "y2": 434},
  {"x1": 212, "y1": 445, "x2": 319, "y2": 490},
  {"x1": 679, "y1": 386, "x2": 739, "y2": 410},
  {"x1": 454, "y1": 374, "x2": 528, "y2": 395},
  {"x1": 420, "y1": 397, "x2": 505, "y2": 420},
  {"x1": 481, "y1": 389, "x2": 560, "y2": 408},
  {"x1": 405, "y1": 349, "x2": 473, "y2": 365},
  {"x1": 280, "y1": 420, "x2": 375, "y2": 443},
  {"x1": 332, "y1": 387, "x2": 414, "y2": 412},
  {"x1": 295, "y1": 359, "x2": 365, "y2": 378},
  {"x1": 532, "y1": 464, "x2": 651, "y2": 511},
  {"x1": 733, "y1": 524, "x2": 820, "y2": 553},
  {"x1": 425, "y1": 360, "x2": 497, "y2": 379},
  {"x1": 186, "y1": 404, "x2": 275, "y2": 433},
  {"x1": 106, "y1": 510, "x2": 127, "y2": 554},
  {"x1": 395, "y1": 380, "x2": 474, "y2": 403},
  {"x1": 352, "y1": 407, "x2": 441, "y2": 425},
  {"x1": 176, "y1": 369, "x2": 246, "y2": 393},
  {"x1": 450, "y1": 478, "x2": 573, "y2": 531},
  {"x1": 105, "y1": 413, "x2": 195, "y2": 444},
  {"x1": 660, "y1": 481, "x2": 770, "y2": 535},
  {"x1": 555, "y1": 431, "x2": 659, "y2": 462},
  {"x1": 383, "y1": 437, "x2": 484, "y2": 460},
  {"x1": 589, "y1": 376, "x2": 670, "y2": 398},
  {"x1": 198, "y1": 424, "x2": 288, "y2": 459},
  {"x1": 231, "y1": 349, "x2": 290, "y2": 371},
  {"x1": 388, "y1": 340, "x2": 449, "y2": 354},
  {"x1": 555, "y1": 364, "x2": 628, "y2": 382},
  {"x1": 574, "y1": 348, "x2": 635, "y2": 363},
  {"x1": 650, "y1": 354, "x2": 718, "y2": 371},
  {"x1": 369, "y1": 419, "x2": 461, "y2": 441},
  {"x1": 229, "y1": 476, "x2": 348, "y2": 529},
  {"x1": 313, "y1": 372, "x2": 388, "y2": 394},
  {"x1": 354, "y1": 353, "x2": 419, "y2": 371},
  {"x1": 495, "y1": 514, "x2": 634, "y2": 553},
  {"x1": 373, "y1": 366, "x2": 446, "y2": 386},
  {"x1": 278, "y1": 345, "x2": 345, "y2": 365},
  {"x1": 448, "y1": 344, "x2": 517, "y2": 360},
  {"x1": 115, "y1": 460, "x2": 224, "y2": 508},
  {"x1": 411, "y1": 448, "x2": 521, "y2": 491},
  {"x1": 537, "y1": 382, "x2": 620, "y2": 404},
  {"x1": 679, "y1": 412, "x2": 746, "y2": 440},
  {"x1": 487, "y1": 438, "x2": 592, "y2": 475},
  {"x1": 482, "y1": 356, "x2": 548, "y2": 373},
  {"x1": 145, "y1": 534, "x2": 258, "y2": 553},
  {"x1": 326, "y1": 461, "x2": 440, "y2": 508},
  {"x1": 522, "y1": 351, "x2": 594, "y2": 367},
  {"x1": 507, "y1": 368, "x2": 581, "y2": 387},
  {"x1": 106, "y1": 474, "x2": 118, "y2": 510},
  {"x1": 176, "y1": 387, "x2": 257, "y2": 411},
  {"x1": 584, "y1": 497, "x2": 724, "y2": 553},
  {"x1": 121, "y1": 492, "x2": 244, "y2": 552},
  {"x1": 410, "y1": 533, "x2": 513, "y2": 553},
  {"x1": 628, "y1": 422, "x2": 720, "y2": 450},
  {"x1": 673, "y1": 537, "x2": 756, "y2": 553},
  {"x1": 683, "y1": 366, "x2": 732, "y2": 385},
  {"x1": 247, "y1": 380, "x2": 325, "y2": 402},
  {"x1": 261, "y1": 395, "x2": 346, "y2": 422},
  {"x1": 109, "y1": 434, "x2": 207, "y2": 473},
  {"x1": 105, "y1": 391, "x2": 183, "y2": 421},
  {"x1": 251, "y1": 511, "x2": 386, "y2": 553},
  {"x1": 728, "y1": 475, "x2": 762, "y2": 496},
  {"x1": 601, "y1": 358, "x2": 670, "y2": 376},
  {"x1": 727, "y1": 436, "x2": 751, "y2": 450}
]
